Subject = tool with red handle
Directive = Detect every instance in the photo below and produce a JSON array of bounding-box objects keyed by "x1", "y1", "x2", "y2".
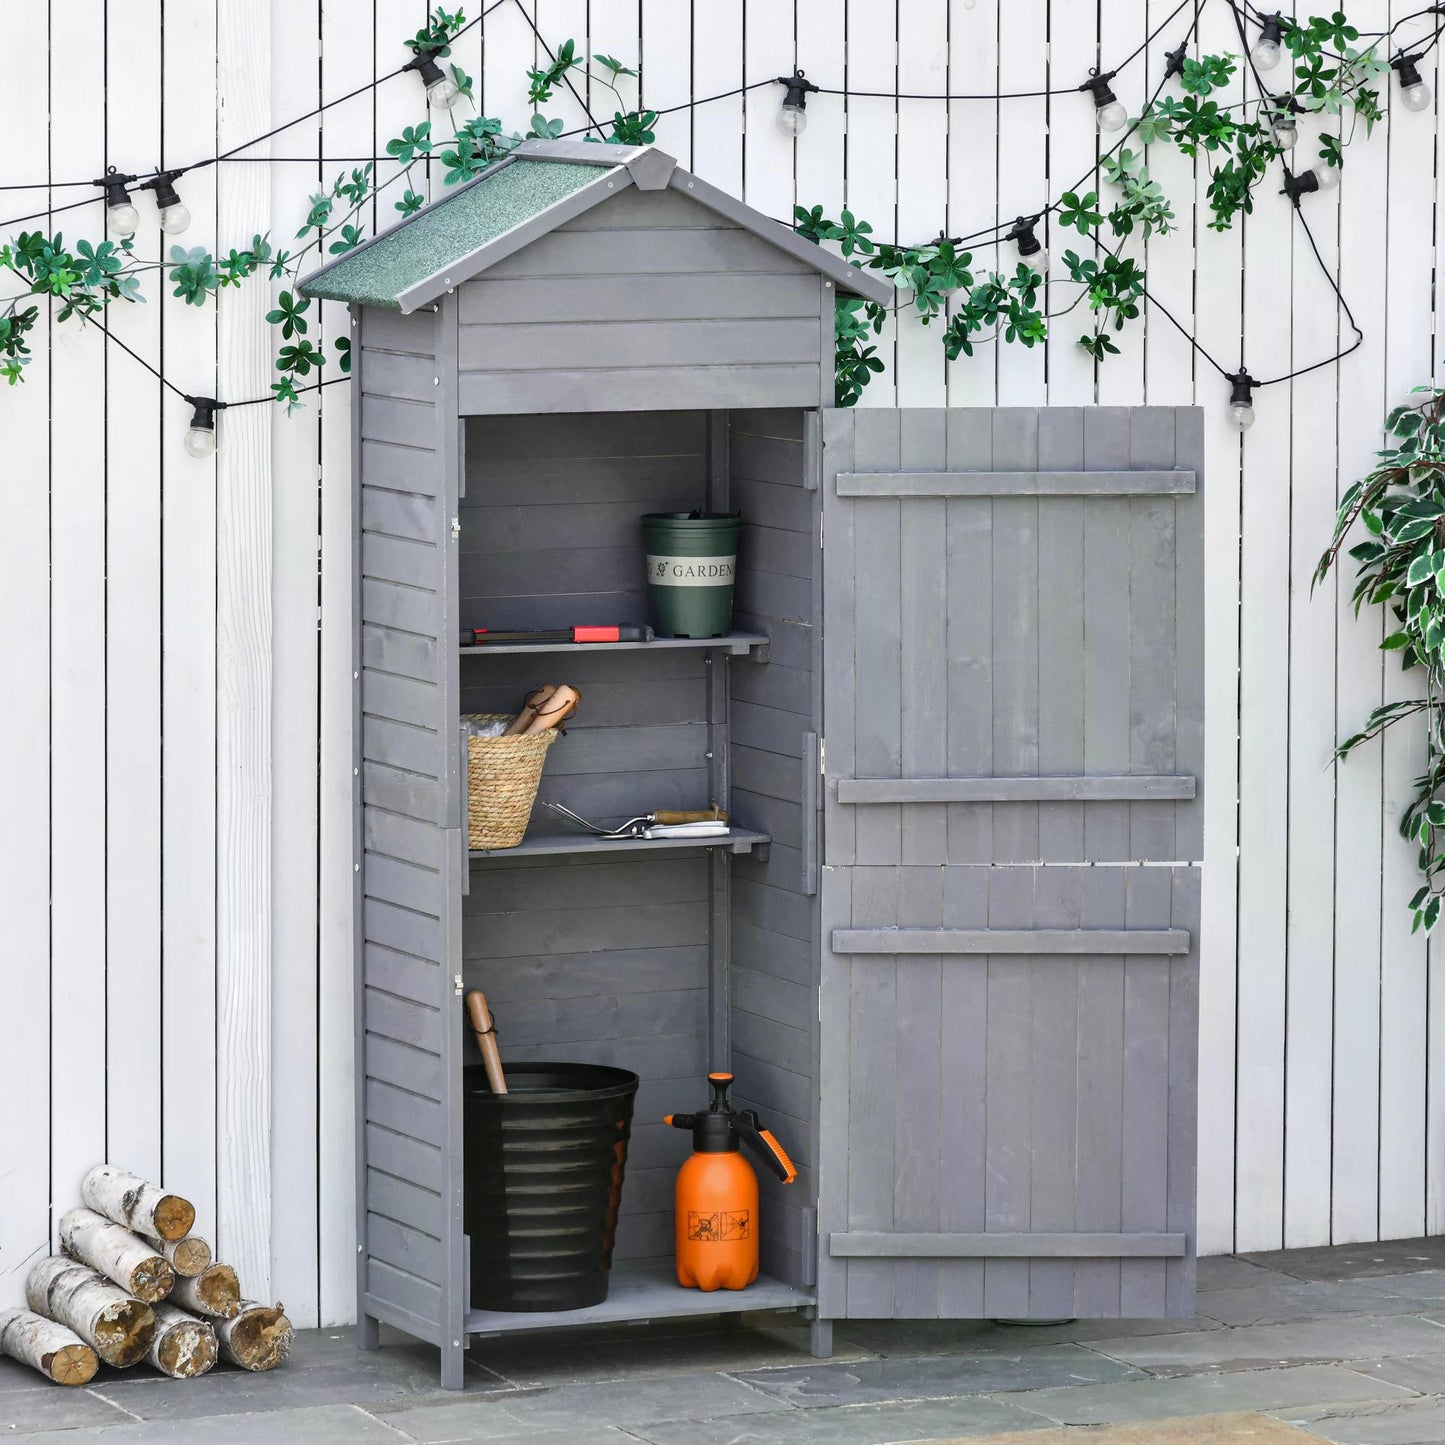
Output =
[{"x1": 460, "y1": 625, "x2": 654, "y2": 647}]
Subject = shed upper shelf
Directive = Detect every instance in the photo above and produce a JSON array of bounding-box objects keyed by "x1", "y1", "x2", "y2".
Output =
[{"x1": 458, "y1": 631, "x2": 769, "y2": 660}]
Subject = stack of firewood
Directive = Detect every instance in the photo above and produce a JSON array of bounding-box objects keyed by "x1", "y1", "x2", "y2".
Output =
[{"x1": 0, "y1": 1166, "x2": 293, "y2": 1386}]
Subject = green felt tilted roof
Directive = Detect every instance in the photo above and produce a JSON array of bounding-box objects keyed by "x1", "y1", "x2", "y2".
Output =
[{"x1": 302, "y1": 159, "x2": 611, "y2": 309}]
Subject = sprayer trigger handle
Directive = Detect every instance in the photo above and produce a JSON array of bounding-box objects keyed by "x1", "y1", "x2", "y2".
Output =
[{"x1": 737, "y1": 1110, "x2": 799, "y2": 1184}]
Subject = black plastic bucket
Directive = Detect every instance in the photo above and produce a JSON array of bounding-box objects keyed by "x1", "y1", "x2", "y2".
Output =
[{"x1": 463, "y1": 1062, "x2": 639, "y2": 1312}]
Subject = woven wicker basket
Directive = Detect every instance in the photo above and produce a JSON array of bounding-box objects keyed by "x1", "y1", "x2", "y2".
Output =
[{"x1": 465, "y1": 713, "x2": 558, "y2": 850}]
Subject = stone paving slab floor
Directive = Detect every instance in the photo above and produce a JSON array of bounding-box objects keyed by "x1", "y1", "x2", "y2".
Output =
[{"x1": 13, "y1": 1241, "x2": 1445, "y2": 1443}]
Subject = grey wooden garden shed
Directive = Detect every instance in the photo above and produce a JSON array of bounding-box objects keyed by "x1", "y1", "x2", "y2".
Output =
[{"x1": 302, "y1": 138, "x2": 1205, "y2": 1389}]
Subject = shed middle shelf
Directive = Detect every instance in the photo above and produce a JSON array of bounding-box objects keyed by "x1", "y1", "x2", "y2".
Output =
[{"x1": 469, "y1": 825, "x2": 771, "y2": 861}]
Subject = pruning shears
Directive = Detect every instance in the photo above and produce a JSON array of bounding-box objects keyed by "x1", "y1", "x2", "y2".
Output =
[{"x1": 542, "y1": 801, "x2": 730, "y2": 840}]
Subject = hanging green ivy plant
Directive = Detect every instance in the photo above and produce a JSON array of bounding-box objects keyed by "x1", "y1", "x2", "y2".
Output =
[
  {"x1": 0, "y1": 2, "x2": 1428, "y2": 409},
  {"x1": 0, "y1": 6, "x2": 665, "y2": 402},
  {"x1": 1317, "y1": 390, "x2": 1445, "y2": 933}
]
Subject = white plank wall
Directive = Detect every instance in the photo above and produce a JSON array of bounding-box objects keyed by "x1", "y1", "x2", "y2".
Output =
[{"x1": 2, "y1": 0, "x2": 1444, "y2": 1323}]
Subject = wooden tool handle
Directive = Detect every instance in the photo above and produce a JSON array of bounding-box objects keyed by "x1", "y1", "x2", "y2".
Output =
[
  {"x1": 465, "y1": 990, "x2": 507, "y2": 1094},
  {"x1": 654, "y1": 807, "x2": 729, "y2": 825},
  {"x1": 503, "y1": 685, "x2": 556, "y2": 737},
  {"x1": 522, "y1": 683, "x2": 581, "y2": 734}
]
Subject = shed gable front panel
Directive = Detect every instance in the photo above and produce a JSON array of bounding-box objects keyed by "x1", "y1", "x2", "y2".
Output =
[{"x1": 456, "y1": 188, "x2": 829, "y2": 414}]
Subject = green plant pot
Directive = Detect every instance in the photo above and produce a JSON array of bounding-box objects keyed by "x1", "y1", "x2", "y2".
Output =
[{"x1": 642, "y1": 512, "x2": 741, "y2": 639}]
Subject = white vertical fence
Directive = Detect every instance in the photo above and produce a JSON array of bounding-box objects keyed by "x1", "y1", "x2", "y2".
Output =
[{"x1": 1, "y1": 0, "x2": 1442, "y2": 1325}]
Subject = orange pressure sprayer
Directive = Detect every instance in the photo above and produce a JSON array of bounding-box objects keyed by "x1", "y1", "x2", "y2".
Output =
[{"x1": 665, "y1": 1072, "x2": 798, "y2": 1290}]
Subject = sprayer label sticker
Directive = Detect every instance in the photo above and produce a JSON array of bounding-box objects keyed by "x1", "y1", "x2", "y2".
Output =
[
  {"x1": 688, "y1": 1210, "x2": 750, "y2": 1242},
  {"x1": 647, "y1": 555, "x2": 736, "y2": 587}
]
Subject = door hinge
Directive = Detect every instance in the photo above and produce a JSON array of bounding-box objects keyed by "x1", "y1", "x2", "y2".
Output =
[
  {"x1": 453, "y1": 972, "x2": 464, "y2": 997},
  {"x1": 450, "y1": 516, "x2": 461, "y2": 542},
  {"x1": 819, "y1": 738, "x2": 826, "y2": 776},
  {"x1": 819, "y1": 511, "x2": 825, "y2": 550}
]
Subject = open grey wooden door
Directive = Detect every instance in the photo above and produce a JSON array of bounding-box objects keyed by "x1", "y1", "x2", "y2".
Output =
[{"x1": 817, "y1": 406, "x2": 1203, "y2": 1325}]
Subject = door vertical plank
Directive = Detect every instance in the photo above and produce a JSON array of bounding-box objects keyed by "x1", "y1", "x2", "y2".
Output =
[
  {"x1": 1168, "y1": 866, "x2": 1202, "y2": 1313},
  {"x1": 1172, "y1": 408, "x2": 1207, "y2": 862},
  {"x1": 1121, "y1": 869, "x2": 1172, "y2": 1315},
  {"x1": 945, "y1": 411, "x2": 995, "y2": 866},
  {"x1": 1074, "y1": 867, "x2": 1126, "y2": 1315},
  {"x1": 1037, "y1": 409, "x2": 1086, "y2": 861},
  {"x1": 845, "y1": 866, "x2": 899, "y2": 1317},
  {"x1": 817, "y1": 867, "x2": 854, "y2": 1319},
  {"x1": 823, "y1": 409, "x2": 857, "y2": 867},
  {"x1": 1028, "y1": 868, "x2": 1081, "y2": 1317},
  {"x1": 938, "y1": 866, "x2": 989, "y2": 1315},
  {"x1": 893, "y1": 867, "x2": 944, "y2": 1317},
  {"x1": 1082, "y1": 481, "x2": 1132, "y2": 859},
  {"x1": 852, "y1": 411, "x2": 903, "y2": 867},
  {"x1": 900, "y1": 412, "x2": 949, "y2": 866},
  {"x1": 1128, "y1": 409, "x2": 1179, "y2": 861},
  {"x1": 990, "y1": 411, "x2": 1041, "y2": 862},
  {"x1": 983, "y1": 867, "x2": 1034, "y2": 1317}
]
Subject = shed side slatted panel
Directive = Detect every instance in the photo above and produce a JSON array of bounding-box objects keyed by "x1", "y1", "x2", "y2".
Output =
[
  {"x1": 456, "y1": 193, "x2": 827, "y2": 414},
  {"x1": 728, "y1": 410, "x2": 820, "y2": 1288},
  {"x1": 357, "y1": 307, "x2": 452, "y2": 1336}
]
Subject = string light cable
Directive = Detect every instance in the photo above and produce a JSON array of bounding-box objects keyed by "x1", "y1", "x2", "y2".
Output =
[{"x1": 0, "y1": 0, "x2": 1428, "y2": 438}]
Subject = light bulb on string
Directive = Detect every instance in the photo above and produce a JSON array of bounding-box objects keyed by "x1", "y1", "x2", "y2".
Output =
[
  {"x1": 1269, "y1": 104, "x2": 1299, "y2": 150},
  {"x1": 1081, "y1": 70, "x2": 1128, "y2": 132},
  {"x1": 144, "y1": 171, "x2": 190, "y2": 235},
  {"x1": 777, "y1": 69, "x2": 819, "y2": 136},
  {"x1": 1228, "y1": 371, "x2": 1257, "y2": 432},
  {"x1": 1005, "y1": 214, "x2": 1047, "y2": 277},
  {"x1": 1392, "y1": 53, "x2": 1433, "y2": 112},
  {"x1": 1281, "y1": 163, "x2": 1339, "y2": 203},
  {"x1": 183, "y1": 397, "x2": 223, "y2": 459},
  {"x1": 95, "y1": 168, "x2": 140, "y2": 236},
  {"x1": 1252, "y1": 13, "x2": 1285, "y2": 72},
  {"x1": 406, "y1": 48, "x2": 460, "y2": 108}
]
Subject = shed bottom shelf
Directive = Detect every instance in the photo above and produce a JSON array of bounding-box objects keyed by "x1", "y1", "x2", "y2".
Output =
[{"x1": 462, "y1": 1261, "x2": 813, "y2": 1337}]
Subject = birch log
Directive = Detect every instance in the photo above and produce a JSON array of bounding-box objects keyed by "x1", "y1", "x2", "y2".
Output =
[
  {"x1": 81, "y1": 1165, "x2": 196, "y2": 1242},
  {"x1": 0, "y1": 1308, "x2": 99, "y2": 1385},
  {"x1": 159, "y1": 1235, "x2": 212, "y2": 1278},
  {"x1": 168, "y1": 1263, "x2": 241, "y2": 1319},
  {"x1": 146, "y1": 1303, "x2": 217, "y2": 1379},
  {"x1": 215, "y1": 1300, "x2": 293, "y2": 1371},
  {"x1": 25, "y1": 1257, "x2": 156, "y2": 1368},
  {"x1": 59, "y1": 1208, "x2": 175, "y2": 1303}
]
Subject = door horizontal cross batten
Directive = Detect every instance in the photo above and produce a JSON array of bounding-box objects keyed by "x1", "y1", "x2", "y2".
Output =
[
  {"x1": 831, "y1": 928, "x2": 1191, "y2": 956},
  {"x1": 836, "y1": 775, "x2": 1196, "y2": 804},
  {"x1": 833, "y1": 470, "x2": 1196, "y2": 498},
  {"x1": 828, "y1": 1232, "x2": 1189, "y2": 1260}
]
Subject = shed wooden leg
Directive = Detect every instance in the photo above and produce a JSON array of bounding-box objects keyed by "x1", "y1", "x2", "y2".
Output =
[
  {"x1": 809, "y1": 1317, "x2": 833, "y2": 1358},
  {"x1": 440, "y1": 1334, "x2": 467, "y2": 1390},
  {"x1": 356, "y1": 1313, "x2": 379, "y2": 1350}
]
